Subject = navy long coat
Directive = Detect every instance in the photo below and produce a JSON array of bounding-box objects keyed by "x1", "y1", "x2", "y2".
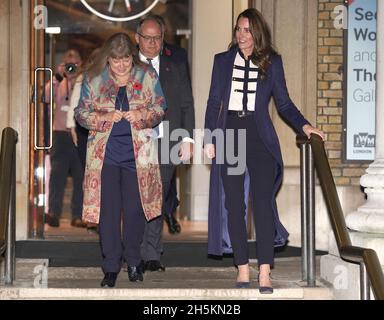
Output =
[{"x1": 205, "y1": 46, "x2": 310, "y2": 256}]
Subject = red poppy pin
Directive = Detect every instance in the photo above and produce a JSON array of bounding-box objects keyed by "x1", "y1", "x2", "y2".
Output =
[
  {"x1": 133, "y1": 82, "x2": 142, "y2": 91},
  {"x1": 164, "y1": 47, "x2": 172, "y2": 57}
]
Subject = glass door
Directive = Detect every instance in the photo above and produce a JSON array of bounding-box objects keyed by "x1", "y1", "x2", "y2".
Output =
[
  {"x1": 28, "y1": 0, "x2": 192, "y2": 240},
  {"x1": 29, "y1": 0, "x2": 50, "y2": 238}
]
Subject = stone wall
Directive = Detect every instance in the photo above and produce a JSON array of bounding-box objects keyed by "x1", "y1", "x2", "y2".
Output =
[{"x1": 318, "y1": 0, "x2": 369, "y2": 186}]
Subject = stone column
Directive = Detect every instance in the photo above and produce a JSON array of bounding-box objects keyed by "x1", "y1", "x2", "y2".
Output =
[
  {"x1": 10, "y1": 0, "x2": 30, "y2": 240},
  {"x1": 0, "y1": 0, "x2": 10, "y2": 130},
  {"x1": 345, "y1": 0, "x2": 384, "y2": 252},
  {"x1": 186, "y1": 0, "x2": 233, "y2": 221}
]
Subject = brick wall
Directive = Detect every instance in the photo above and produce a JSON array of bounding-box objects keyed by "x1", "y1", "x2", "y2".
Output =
[{"x1": 317, "y1": 0, "x2": 368, "y2": 186}]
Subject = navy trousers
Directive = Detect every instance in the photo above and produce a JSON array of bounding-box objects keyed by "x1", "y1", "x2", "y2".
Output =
[
  {"x1": 75, "y1": 122, "x2": 88, "y2": 170},
  {"x1": 49, "y1": 131, "x2": 83, "y2": 219},
  {"x1": 140, "y1": 164, "x2": 175, "y2": 261},
  {"x1": 99, "y1": 163, "x2": 146, "y2": 273},
  {"x1": 221, "y1": 114, "x2": 276, "y2": 267}
]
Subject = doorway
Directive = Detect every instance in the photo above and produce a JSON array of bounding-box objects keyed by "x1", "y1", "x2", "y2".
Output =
[{"x1": 28, "y1": 0, "x2": 204, "y2": 241}]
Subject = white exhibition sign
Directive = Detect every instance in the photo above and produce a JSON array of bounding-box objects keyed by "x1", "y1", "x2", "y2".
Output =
[{"x1": 346, "y1": 0, "x2": 377, "y2": 160}]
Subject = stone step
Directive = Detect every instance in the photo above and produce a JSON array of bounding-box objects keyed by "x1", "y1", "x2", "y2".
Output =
[
  {"x1": 0, "y1": 257, "x2": 334, "y2": 300},
  {"x1": 0, "y1": 286, "x2": 333, "y2": 300}
]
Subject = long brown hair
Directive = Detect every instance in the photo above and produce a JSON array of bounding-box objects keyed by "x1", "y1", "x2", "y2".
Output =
[
  {"x1": 229, "y1": 8, "x2": 277, "y2": 79},
  {"x1": 87, "y1": 33, "x2": 143, "y2": 80},
  {"x1": 74, "y1": 47, "x2": 100, "y2": 76}
]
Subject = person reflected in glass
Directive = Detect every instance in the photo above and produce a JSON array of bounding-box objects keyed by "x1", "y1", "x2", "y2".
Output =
[
  {"x1": 44, "y1": 48, "x2": 86, "y2": 229},
  {"x1": 66, "y1": 47, "x2": 101, "y2": 234}
]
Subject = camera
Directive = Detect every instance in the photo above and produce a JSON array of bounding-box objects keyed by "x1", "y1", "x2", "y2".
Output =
[{"x1": 65, "y1": 63, "x2": 77, "y2": 74}]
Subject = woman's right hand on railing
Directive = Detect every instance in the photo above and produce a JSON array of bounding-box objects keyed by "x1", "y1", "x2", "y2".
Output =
[
  {"x1": 204, "y1": 143, "x2": 216, "y2": 159},
  {"x1": 302, "y1": 124, "x2": 326, "y2": 141},
  {"x1": 103, "y1": 110, "x2": 123, "y2": 123}
]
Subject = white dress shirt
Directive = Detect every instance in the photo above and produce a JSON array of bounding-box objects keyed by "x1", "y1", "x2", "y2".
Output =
[
  {"x1": 139, "y1": 51, "x2": 194, "y2": 144},
  {"x1": 228, "y1": 52, "x2": 259, "y2": 111},
  {"x1": 139, "y1": 52, "x2": 160, "y2": 75}
]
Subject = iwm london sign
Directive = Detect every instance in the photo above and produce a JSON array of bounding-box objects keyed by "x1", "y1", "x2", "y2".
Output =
[{"x1": 346, "y1": 0, "x2": 377, "y2": 160}]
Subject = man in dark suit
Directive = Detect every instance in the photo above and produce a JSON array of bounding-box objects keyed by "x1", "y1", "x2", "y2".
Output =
[
  {"x1": 160, "y1": 41, "x2": 189, "y2": 235},
  {"x1": 136, "y1": 15, "x2": 195, "y2": 272}
]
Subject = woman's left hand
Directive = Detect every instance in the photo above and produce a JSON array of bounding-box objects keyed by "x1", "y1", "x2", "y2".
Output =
[
  {"x1": 302, "y1": 124, "x2": 326, "y2": 141},
  {"x1": 179, "y1": 142, "x2": 194, "y2": 161},
  {"x1": 123, "y1": 110, "x2": 142, "y2": 123}
]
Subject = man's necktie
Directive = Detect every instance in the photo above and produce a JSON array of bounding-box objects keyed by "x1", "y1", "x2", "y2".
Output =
[{"x1": 147, "y1": 58, "x2": 157, "y2": 75}]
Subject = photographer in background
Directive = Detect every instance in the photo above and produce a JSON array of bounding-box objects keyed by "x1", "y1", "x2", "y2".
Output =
[
  {"x1": 66, "y1": 48, "x2": 101, "y2": 233},
  {"x1": 44, "y1": 48, "x2": 87, "y2": 228}
]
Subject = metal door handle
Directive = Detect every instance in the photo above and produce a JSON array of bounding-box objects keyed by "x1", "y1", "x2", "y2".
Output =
[{"x1": 34, "y1": 68, "x2": 53, "y2": 150}]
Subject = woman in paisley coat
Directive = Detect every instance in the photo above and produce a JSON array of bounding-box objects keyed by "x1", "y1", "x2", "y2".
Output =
[{"x1": 75, "y1": 33, "x2": 166, "y2": 287}]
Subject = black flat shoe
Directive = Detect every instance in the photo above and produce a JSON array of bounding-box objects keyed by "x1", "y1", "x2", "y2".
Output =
[
  {"x1": 100, "y1": 272, "x2": 118, "y2": 288},
  {"x1": 87, "y1": 223, "x2": 99, "y2": 234},
  {"x1": 45, "y1": 213, "x2": 60, "y2": 227},
  {"x1": 144, "y1": 260, "x2": 166, "y2": 272},
  {"x1": 71, "y1": 218, "x2": 87, "y2": 228},
  {"x1": 164, "y1": 214, "x2": 181, "y2": 234},
  {"x1": 128, "y1": 265, "x2": 144, "y2": 282}
]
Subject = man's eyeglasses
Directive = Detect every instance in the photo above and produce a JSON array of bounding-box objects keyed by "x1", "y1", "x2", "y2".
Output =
[{"x1": 137, "y1": 33, "x2": 162, "y2": 43}]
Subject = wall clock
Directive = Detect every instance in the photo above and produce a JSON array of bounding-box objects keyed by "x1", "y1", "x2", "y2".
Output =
[{"x1": 80, "y1": 0, "x2": 160, "y2": 22}]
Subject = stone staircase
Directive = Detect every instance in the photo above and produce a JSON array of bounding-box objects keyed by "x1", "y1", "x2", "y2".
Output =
[{"x1": 0, "y1": 257, "x2": 334, "y2": 300}]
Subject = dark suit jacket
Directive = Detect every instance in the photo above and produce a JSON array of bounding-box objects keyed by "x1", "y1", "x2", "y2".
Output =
[
  {"x1": 205, "y1": 46, "x2": 310, "y2": 256},
  {"x1": 163, "y1": 42, "x2": 190, "y2": 80},
  {"x1": 159, "y1": 49, "x2": 195, "y2": 149}
]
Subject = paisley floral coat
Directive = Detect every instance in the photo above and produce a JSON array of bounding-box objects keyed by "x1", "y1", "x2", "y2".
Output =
[{"x1": 75, "y1": 65, "x2": 166, "y2": 224}]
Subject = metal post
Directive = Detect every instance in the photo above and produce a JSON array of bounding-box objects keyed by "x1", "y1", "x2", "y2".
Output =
[
  {"x1": 300, "y1": 143, "x2": 308, "y2": 281},
  {"x1": 4, "y1": 142, "x2": 16, "y2": 285},
  {"x1": 299, "y1": 137, "x2": 316, "y2": 286},
  {"x1": 307, "y1": 143, "x2": 316, "y2": 287},
  {"x1": 360, "y1": 263, "x2": 370, "y2": 300}
]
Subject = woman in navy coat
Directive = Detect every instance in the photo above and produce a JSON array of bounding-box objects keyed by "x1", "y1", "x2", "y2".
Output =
[{"x1": 204, "y1": 8, "x2": 324, "y2": 293}]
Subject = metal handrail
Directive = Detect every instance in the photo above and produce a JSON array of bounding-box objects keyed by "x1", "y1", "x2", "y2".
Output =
[
  {"x1": 297, "y1": 135, "x2": 316, "y2": 287},
  {"x1": 0, "y1": 127, "x2": 18, "y2": 285},
  {"x1": 297, "y1": 133, "x2": 384, "y2": 300}
]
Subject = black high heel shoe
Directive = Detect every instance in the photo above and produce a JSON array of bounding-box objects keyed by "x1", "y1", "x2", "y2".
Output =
[
  {"x1": 257, "y1": 273, "x2": 273, "y2": 294},
  {"x1": 128, "y1": 265, "x2": 144, "y2": 282},
  {"x1": 235, "y1": 281, "x2": 250, "y2": 288}
]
